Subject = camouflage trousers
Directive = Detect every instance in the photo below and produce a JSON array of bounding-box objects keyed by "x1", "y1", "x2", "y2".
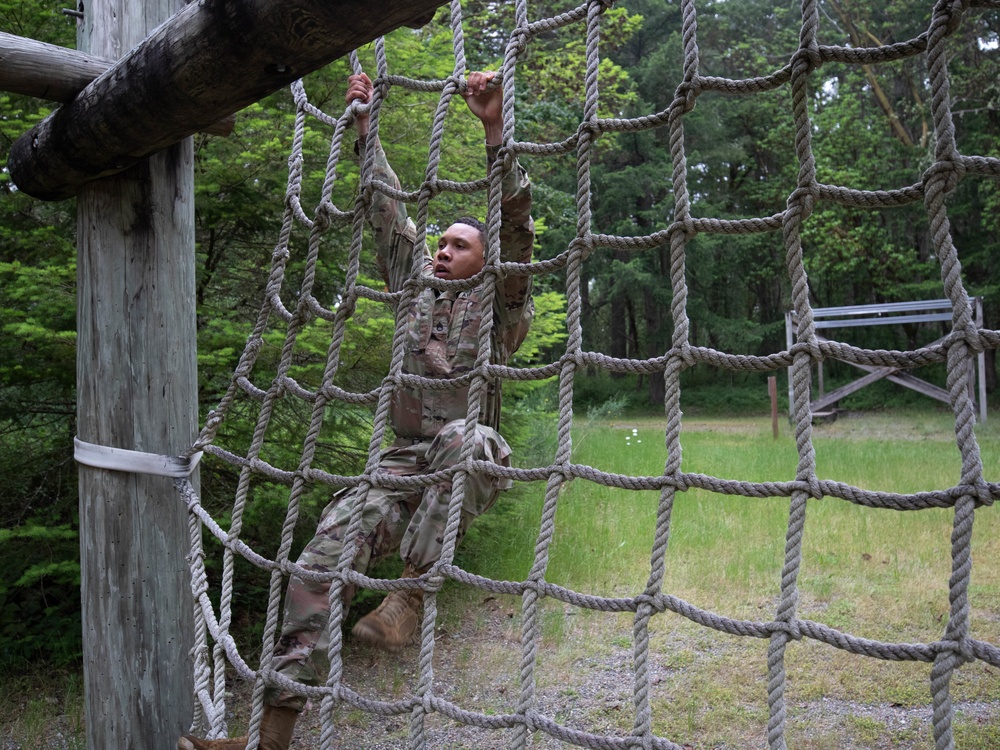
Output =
[{"x1": 265, "y1": 419, "x2": 512, "y2": 709}]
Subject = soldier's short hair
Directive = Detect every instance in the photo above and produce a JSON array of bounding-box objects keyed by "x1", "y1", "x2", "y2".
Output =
[{"x1": 453, "y1": 216, "x2": 486, "y2": 253}]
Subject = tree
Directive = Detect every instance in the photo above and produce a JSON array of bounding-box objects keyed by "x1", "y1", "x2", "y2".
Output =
[{"x1": 0, "y1": 2, "x2": 81, "y2": 667}]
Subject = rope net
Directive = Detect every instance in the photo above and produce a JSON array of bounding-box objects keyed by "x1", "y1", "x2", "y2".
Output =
[{"x1": 175, "y1": 0, "x2": 1000, "y2": 747}]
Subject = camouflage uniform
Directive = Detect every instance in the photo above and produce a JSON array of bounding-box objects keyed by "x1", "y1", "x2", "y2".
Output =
[{"x1": 267, "y1": 136, "x2": 534, "y2": 708}]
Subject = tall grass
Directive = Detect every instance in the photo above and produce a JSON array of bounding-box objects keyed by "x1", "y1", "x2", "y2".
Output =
[
  {"x1": 459, "y1": 410, "x2": 1000, "y2": 746},
  {"x1": 469, "y1": 410, "x2": 1000, "y2": 642},
  {"x1": 8, "y1": 411, "x2": 996, "y2": 748}
]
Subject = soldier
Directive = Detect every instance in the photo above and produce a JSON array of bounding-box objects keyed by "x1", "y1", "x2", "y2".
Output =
[{"x1": 179, "y1": 70, "x2": 534, "y2": 750}]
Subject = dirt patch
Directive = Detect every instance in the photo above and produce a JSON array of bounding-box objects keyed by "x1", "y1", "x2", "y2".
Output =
[
  {"x1": 7, "y1": 599, "x2": 998, "y2": 749},
  {"x1": 207, "y1": 599, "x2": 999, "y2": 749}
]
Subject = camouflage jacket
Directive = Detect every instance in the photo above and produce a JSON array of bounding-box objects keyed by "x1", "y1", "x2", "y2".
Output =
[{"x1": 362, "y1": 135, "x2": 535, "y2": 439}]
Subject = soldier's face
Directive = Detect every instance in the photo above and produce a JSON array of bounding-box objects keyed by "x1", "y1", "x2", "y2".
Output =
[{"x1": 434, "y1": 223, "x2": 485, "y2": 280}]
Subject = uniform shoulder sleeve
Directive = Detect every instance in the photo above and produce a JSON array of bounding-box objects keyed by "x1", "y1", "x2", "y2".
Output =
[
  {"x1": 362, "y1": 135, "x2": 427, "y2": 291},
  {"x1": 487, "y1": 145, "x2": 535, "y2": 347}
]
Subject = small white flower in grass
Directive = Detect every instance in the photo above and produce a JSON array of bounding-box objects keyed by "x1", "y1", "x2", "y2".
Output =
[{"x1": 632, "y1": 428, "x2": 638, "y2": 435}]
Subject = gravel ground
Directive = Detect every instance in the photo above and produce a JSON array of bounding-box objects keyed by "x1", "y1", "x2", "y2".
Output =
[
  {"x1": 207, "y1": 597, "x2": 999, "y2": 750},
  {"x1": 6, "y1": 597, "x2": 998, "y2": 749}
]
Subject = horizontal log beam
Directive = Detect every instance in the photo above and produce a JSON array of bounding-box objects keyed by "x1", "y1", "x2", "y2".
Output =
[
  {"x1": 8, "y1": 0, "x2": 446, "y2": 200},
  {"x1": 0, "y1": 31, "x2": 233, "y2": 137},
  {"x1": 0, "y1": 31, "x2": 109, "y2": 101}
]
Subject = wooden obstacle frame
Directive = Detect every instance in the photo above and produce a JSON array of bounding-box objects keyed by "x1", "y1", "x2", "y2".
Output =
[
  {"x1": 785, "y1": 298, "x2": 987, "y2": 423},
  {"x1": 0, "y1": 1, "x2": 445, "y2": 747}
]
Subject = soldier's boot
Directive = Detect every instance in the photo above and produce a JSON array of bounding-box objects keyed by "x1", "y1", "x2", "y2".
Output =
[
  {"x1": 351, "y1": 563, "x2": 427, "y2": 652},
  {"x1": 177, "y1": 705, "x2": 299, "y2": 750}
]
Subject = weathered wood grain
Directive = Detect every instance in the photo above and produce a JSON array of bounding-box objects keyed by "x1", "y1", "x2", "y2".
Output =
[
  {"x1": 8, "y1": 0, "x2": 447, "y2": 200},
  {"x1": 0, "y1": 31, "x2": 234, "y2": 136},
  {"x1": 76, "y1": 0, "x2": 197, "y2": 746}
]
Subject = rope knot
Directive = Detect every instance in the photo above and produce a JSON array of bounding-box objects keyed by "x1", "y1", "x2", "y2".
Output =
[
  {"x1": 961, "y1": 320, "x2": 984, "y2": 353},
  {"x1": 923, "y1": 157, "x2": 965, "y2": 194},
  {"x1": 576, "y1": 117, "x2": 600, "y2": 147},
  {"x1": 634, "y1": 592, "x2": 666, "y2": 613},
  {"x1": 972, "y1": 480, "x2": 995, "y2": 507},
  {"x1": 338, "y1": 294, "x2": 357, "y2": 319},
  {"x1": 791, "y1": 45, "x2": 821, "y2": 75},
  {"x1": 522, "y1": 709, "x2": 539, "y2": 733},
  {"x1": 941, "y1": 635, "x2": 976, "y2": 664},
  {"x1": 359, "y1": 181, "x2": 375, "y2": 205},
  {"x1": 490, "y1": 144, "x2": 516, "y2": 174},
  {"x1": 772, "y1": 619, "x2": 803, "y2": 640},
  {"x1": 668, "y1": 217, "x2": 698, "y2": 241},
  {"x1": 674, "y1": 80, "x2": 701, "y2": 114},
  {"x1": 507, "y1": 27, "x2": 529, "y2": 57},
  {"x1": 568, "y1": 235, "x2": 593, "y2": 263},
  {"x1": 421, "y1": 179, "x2": 440, "y2": 200},
  {"x1": 804, "y1": 336, "x2": 823, "y2": 363},
  {"x1": 788, "y1": 185, "x2": 816, "y2": 222},
  {"x1": 313, "y1": 200, "x2": 334, "y2": 230},
  {"x1": 810, "y1": 476, "x2": 824, "y2": 499},
  {"x1": 678, "y1": 345, "x2": 697, "y2": 369}
]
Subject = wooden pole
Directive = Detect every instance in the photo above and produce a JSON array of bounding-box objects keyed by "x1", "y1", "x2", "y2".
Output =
[
  {"x1": 76, "y1": 0, "x2": 196, "y2": 746},
  {"x1": 7, "y1": 0, "x2": 446, "y2": 200},
  {"x1": 769, "y1": 376, "x2": 779, "y2": 439},
  {"x1": 0, "y1": 30, "x2": 109, "y2": 100},
  {"x1": 975, "y1": 296, "x2": 987, "y2": 424},
  {"x1": 0, "y1": 31, "x2": 233, "y2": 136},
  {"x1": 785, "y1": 311, "x2": 795, "y2": 421}
]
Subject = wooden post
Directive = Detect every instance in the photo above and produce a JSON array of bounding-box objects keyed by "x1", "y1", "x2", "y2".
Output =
[
  {"x1": 76, "y1": 0, "x2": 196, "y2": 746},
  {"x1": 768, "y1": 376, "x2": 779, "y2": 439},
  {"x1": 785, "y1": 311, "x2": 795, "y2": 421},
  {"x1": 975, "y1": 296, "x2": 987, "y2": 424}
]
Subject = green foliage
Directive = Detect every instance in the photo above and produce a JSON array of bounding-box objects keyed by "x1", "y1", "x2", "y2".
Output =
[
  {"x1": 2, "y1": 0, "x2": 999, "y2": 671},
  {"x1": 571, "y1": 372, "x2": 648, "y2": 413},
  {"x1": 0, "y1": 523, "x2": 81, "y2": 668},
  {"x1": 0, "y1": 7, "x2": 80, "y2": 667},
  {"x1": 509, "y1": 290, "x2": 569, "y2": 370}
]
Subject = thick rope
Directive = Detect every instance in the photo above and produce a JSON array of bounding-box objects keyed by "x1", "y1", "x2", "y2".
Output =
[{"x1": 173, "y1": 1, "x2": 1000, "y2": 748}]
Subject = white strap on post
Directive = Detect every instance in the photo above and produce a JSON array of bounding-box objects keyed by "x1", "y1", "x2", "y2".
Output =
[{"x1": 74, "y1": 436, "x2": 202, "y2": 478}]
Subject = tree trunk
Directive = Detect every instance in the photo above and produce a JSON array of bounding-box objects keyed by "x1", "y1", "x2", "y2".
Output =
[
  {"x1": 609, "y1": 250, "x2": 628, "y2": 377},
  {"x1": 644, "y1": 283, "x2": 666, "y2": 406}
]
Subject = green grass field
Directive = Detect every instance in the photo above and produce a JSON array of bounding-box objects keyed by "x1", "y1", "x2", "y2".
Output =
[
  {"x1": 453, "y1": 409, "x2": 1000, "y2": 748},
  {"x1": 4, "y1": 410, "x2": 998, "y2": 748}
]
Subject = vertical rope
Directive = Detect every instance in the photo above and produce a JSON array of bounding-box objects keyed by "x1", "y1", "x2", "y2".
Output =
[
  {"x1": 630, "y1": 0, "x2": 703, "y2": 744},
  {"x1": 766, "y1": 1, "x2": 822, "y2": 747},
  {"x1": 923, "y1": 3, "x2": 978, "y2": 749}
]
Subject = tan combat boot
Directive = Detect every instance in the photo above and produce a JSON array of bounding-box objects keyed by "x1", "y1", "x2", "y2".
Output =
[
  {"x1": 351, "y1": 563, "x2": 426, "y2": 652},
  {"x1": 177, "y1": 705, "x2": 299, "y2": 750}
]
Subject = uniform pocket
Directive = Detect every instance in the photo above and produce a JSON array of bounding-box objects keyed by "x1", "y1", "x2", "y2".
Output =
[
  {"x1": 446, "y1": 295, "x2": 483, "y2": 371},
  {"x1": 407, "y1": 291, "x2": 433, "y2": 353}
]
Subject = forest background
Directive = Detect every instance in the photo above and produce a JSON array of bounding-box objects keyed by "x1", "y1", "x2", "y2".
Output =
[{"x1": 1, "y1": 0, "x2": 998, "y2": 670}]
